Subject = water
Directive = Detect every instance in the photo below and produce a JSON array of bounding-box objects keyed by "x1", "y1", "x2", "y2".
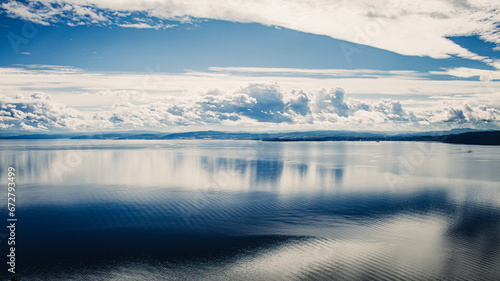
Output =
[{"x1": 1, "y1": 140, "x2": 499, "y2": 280}]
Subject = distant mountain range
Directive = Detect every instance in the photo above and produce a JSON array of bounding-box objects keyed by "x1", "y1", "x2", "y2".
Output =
[{"x1": 1, "y1": 129, "x2": 499, "y2": 145}]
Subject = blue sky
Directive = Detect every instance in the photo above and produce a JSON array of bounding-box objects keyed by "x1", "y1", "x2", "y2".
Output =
[
  {"x1": 0, "y1": 17, "x2": 496, "y2": 73},
  {"x1": 1, "y1": 0, "x2": 500, "y2": 132}
]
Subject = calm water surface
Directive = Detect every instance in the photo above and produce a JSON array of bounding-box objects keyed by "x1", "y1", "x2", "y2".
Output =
[{"x1": 0, "y1": 140, "x2": 499, "y2": 280}]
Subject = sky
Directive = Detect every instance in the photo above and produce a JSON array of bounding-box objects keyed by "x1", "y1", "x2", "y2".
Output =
[{"x1": 1, "y1": 0, "x2": 500, "y2": 133}]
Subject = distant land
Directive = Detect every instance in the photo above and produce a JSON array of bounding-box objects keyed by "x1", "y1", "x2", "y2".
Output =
[{"x1": 1, "y1": 129, "x2": 499, "y2": 145}]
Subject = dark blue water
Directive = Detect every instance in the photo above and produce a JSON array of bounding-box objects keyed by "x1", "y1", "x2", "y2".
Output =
[{"x1": 1, "y1": 140, "x2": 499, "y2": 280}]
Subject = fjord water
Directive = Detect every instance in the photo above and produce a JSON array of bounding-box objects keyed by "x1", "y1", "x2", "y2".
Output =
[{"x1": 1, "y1": 140, "x2": 499, "y2": 280}]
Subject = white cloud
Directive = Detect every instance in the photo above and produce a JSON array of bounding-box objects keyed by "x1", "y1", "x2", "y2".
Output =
[
  {"x1": 1, "y1": 64, "x2": 499, "y2": 132},
  {"x1": 1, "y1": 83, "x2": 499, "y2": 132},
  {"x1": 430, "y1": 67, "x2": 500, "y2": 80},
  {"x1": 3, "y1": 65, "x2": 499, "y2": 109},
  {"x1": 209, "y1": 67, "x2": 424, "y2": 78},
  {"x1": 2, "y1": 0, "x2": 500, "y2": 64},
  {"x1": 0, "y1": 93, "x2": 89, "y2": 131},
  {"x1": 116, "y1": 22, "x2": 155, "y2": 29},
  {"x1": 117, "y1": 22, "x2": 176, "y2": 29},
  {"x1": 1, "y1": 0, "x2": 53, "y2": 25}
]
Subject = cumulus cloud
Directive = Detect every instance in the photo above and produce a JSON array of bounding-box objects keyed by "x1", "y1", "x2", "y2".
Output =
[
  {"x1": 0, "y1": 93, "x2": 87, "y2": 131},
  {"x1": 313, "y1": 88, "x2": 350, "y2": 117},
  {"x1": 286, "y1": 90, "x2": 310, "y2": 116},
  {"x1": 201, "y1": 83, "x2": 292, "y2": 123},
  {"x1": 1, "y1": 0, "x2": 500, "y2": 64},
  {"x1": 441, "y1": 104, "x2": 500, "y2": 125},
  {"x1": 1, "y1": 83, "x2": 499, "y2": 132}
]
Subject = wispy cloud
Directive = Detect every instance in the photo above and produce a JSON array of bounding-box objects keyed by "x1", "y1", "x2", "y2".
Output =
[
  {"x1": 209, "y1": 67, "x2": 424, "y2": 78},
  {"x1": 1, "y1": 65, "x2": 499, "y2": 110},
  {"x1": 430, "y1": 67, "x2": 500, "y2": 80},
  {"x1": 117, "y1": 22, "x2": 176, "y2": 29},
  {"x1": 2, "y1": 0, "x2": 500, "y2": 66}
]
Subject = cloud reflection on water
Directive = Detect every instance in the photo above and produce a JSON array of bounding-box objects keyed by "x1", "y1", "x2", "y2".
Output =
[{"x1": 0, "y1": 140, "x2": 499, "y2": 280}]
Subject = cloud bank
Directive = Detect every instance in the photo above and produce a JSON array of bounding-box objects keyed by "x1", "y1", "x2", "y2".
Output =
[
  {"x1": 1, "y1": 83, "x2": 499, "y2": 132},
  {"x1": 1, "y1": 0, "x2": 500, "y2": 65}
]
